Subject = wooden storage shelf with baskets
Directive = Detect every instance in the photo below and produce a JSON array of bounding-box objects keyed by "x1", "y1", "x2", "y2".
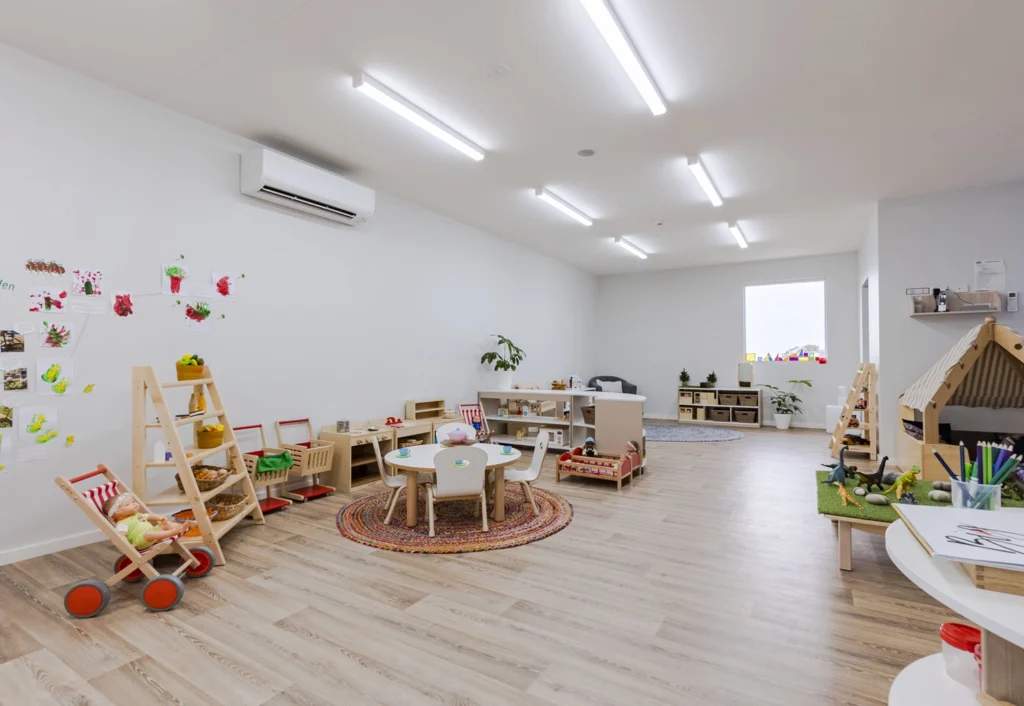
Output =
[
  {"x1": 132, "y1": 365, "x2": 265, "y2": 566},
  {"x1": 275, "y1": 418, "x2": 336, "y2": 502},
  {"x1": 677, "y1": 386, "x2": 761, "y2": 427}
]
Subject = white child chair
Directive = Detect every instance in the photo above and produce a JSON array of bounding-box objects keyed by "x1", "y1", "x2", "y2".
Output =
[
  {"x1": 428, "y1": 446, "x2": 489, "y2": 537},
  {"x1": 372, "y1": 436, "x2": 431, "y2": 526},
  {"x1": 435, "y1": 422, "x2": 477, "y2": 444},
  {"x1": 503, "y1": 430, "x2": 548, "y2": 516}
]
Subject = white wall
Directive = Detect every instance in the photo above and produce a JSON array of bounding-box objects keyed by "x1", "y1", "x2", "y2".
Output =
[
  {"x1": 595, "y1": 253, "x2": 860, "y2": 427},
  {"x1": 0, "y1": 44, "x2": 597, "y2": 564},
  {"x1": 858, "y1": 204, "x2": 880, "y2": 365},
  {"x1": 877, "y1": 180, "x2": 1024, "y2": 457}
]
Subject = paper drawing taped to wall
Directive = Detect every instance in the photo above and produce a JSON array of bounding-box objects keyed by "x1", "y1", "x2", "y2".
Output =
[
  {"x1": 38, "y1": 356, "x2": 72, "y2": 396},
  {"x1": 0, "y1": 330, "x2": 25, "y2": 353},
  {"x1": 162, "y1": 264, "x2": 189, "y2": 295},
  {"x1": 28, "y1": 288, "x2": 68, "y2": 313},
  {"x1": 20, "y1": 405, "x2": 57, "y2": 443},
  {"x1": 3, "y1": 367, "x2": 28, "y2": 391},
  {"x1": 211, "y1": 272, "x2": 239, "y2": 300},
  {"x1": 112, "y1": 292, "x2": 134, "y2": 317},
  {"x1": 71, "y1": 269, "x2": 103, "y2": 297},
  {"x1": 39, "y1": 320, "x2": 74, "y2": 349},
  {"x1": 0, "y1": 405, "x2": 12, "y2": 428},
  {"x1": 184, "y1": 300, "x2": 212, "y2": 330}
]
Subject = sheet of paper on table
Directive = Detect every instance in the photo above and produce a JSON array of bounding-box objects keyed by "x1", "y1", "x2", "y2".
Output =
[{"x1": 894, "y1": 504, "x2": 1024, "y2": 571}]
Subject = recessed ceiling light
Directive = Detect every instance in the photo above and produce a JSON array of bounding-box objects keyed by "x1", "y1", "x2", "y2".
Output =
[
  {"x1": 577, "y1": 148, "x2": 596, "y2": 157},
  {"x1": 728, "y1": 222, "x2": 749, "y2": 249},
  {"x1": 353, "y1": 72, "x2": 485, "y2": 161},
  {"x1": 578, "y1": 0, "x2": 666, "y2": 116},
  {"x1": 534, "y1": 188, "x2": 593, "y2": 226},
  {"x1": 687, "y1": 157, "x2": 723, "y2": 207},
  {"x1": 615, "y1": 237, "x2": 648, "y2": 259}
]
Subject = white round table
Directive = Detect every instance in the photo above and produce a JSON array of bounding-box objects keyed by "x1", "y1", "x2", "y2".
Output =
[
  {"x1": 384, "y1": 443, "x2": 522, "y2": 528},
  {"x1": 886, "y1": 519, "x2": 1024, "y2": 704}
]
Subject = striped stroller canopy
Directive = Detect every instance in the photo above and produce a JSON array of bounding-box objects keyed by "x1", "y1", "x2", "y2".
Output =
[{"x1": 82, "y1": 480, "x2": 119, "y2": 515}]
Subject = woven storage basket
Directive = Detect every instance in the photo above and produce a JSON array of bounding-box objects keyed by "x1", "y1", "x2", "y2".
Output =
[
  {"x1": 207, "y1": 493, "x2": 248, "y2": 521},
  {"x1": 175, "y1": 465, "x2": 229, "y2": 493},
  {"x1": 176, "y1": 364, "x2": 206, "y2": 381},
  {"x1": 197, "y1": 429, "x2": 223, "y2": 449}
]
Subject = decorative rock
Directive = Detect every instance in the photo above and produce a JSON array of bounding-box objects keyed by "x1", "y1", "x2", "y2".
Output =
[
  {"x1": 928, "y1": 490, "x2": 952, "y2": 503},
  {"x1": 853, "y1": 487, "x2": 867, "y2": 496},
  {"x1": 882, "y1": 471, "x2": 901, "y2": 486},
  {"x1": 932, "y1": 481, "x2": 952, "y2": 492},
  {"x1": 865, "y1": 494, "x2": 889, "y2": 506}
]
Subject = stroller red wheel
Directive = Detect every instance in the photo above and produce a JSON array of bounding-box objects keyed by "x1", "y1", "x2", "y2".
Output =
[
  {"x1": 64, "y1": 580, "x2": 110, "y2": 619},
  {"x1": 114, "y1": 555, "x2": 144, "y2": 583},
  {"x1": 141, "y1": 575, "x2": 184, "y2": 612},
  {"x1": 183, "y1": 547, "x2": 214, "y2": 578}
]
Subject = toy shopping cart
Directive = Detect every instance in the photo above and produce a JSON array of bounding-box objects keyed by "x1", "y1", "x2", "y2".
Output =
[{"x1": 54, "y1": 464, "x2": 215, "y2": 618}]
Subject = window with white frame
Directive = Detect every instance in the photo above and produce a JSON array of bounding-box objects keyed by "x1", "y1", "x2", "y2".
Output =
[{"x1": 744, "y1": 281, "x2": 826, "y2": 359}]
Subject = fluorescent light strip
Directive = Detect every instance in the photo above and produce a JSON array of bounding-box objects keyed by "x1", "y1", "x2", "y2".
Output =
[
  {"x1": 615, "y1": 237, "x2": 648, "y2": 259},
  {"x1": 353, "y1": 72, "x2": 485, "y2": 161},
  {"x1": 534, "y1": 188, "x2": 593, "y2": 226},
  {"x1": 687, "y1": 157, "x2": 723, "y2": 207},
  {"x1": 728, "y1": 223, "x2": 749, "y2": 249},
  {"x1": 578, "y1": 0, "x2": 666, "y2": 116}
]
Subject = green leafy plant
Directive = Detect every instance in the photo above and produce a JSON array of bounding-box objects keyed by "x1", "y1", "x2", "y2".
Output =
[
  {"x1": 706, "y1": 371, "x2": 717, "y2": 385},
  {"x1": 761, "y1": 379, "x2": 812, "y2": 415},
  {"x1": 480, "y1": 335, "x2": 525, "y2": 372},
  {"x1": 679, "y1": 369, "x2": 690, "y2": 386}
]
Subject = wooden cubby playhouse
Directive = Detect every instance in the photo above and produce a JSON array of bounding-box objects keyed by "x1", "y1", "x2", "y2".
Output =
[{"x1": 897, "y1": 317, "x2": 1024, "y2": 481}]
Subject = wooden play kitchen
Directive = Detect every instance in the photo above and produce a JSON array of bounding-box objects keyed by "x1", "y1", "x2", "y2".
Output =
[
  {"x1": 132, "y1": 365, "x2": 265, "y2": 566},
  {"x1": 678, "y1": 386, "x2": 761, "y2": 427},
  {"x1": 829, "y1": 363, "x2": 879, "y2": 461}
]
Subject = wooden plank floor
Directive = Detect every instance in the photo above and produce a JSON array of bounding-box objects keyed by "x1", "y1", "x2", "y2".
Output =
[{"x1": 0, "y1": 428, "x2": 957, "y2": 705}]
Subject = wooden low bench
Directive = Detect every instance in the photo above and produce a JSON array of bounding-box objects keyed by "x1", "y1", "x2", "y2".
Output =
[{"x1": 824, "y1": 515, "x2": 891, "y2": 571}]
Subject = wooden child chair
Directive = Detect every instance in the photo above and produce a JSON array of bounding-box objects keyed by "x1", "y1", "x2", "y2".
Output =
[
  {"x1": 428, "y1": 447, "x2": 490, "y2": 538},
  {"x1": 275, "y1": 418, "x2": 335, "y2": 502},
  {"x1": 235, "y1": 424, "x2": 293, "y2": 514},
  {"x1": 54, "y1": 465, "x2": 214, "y2": 618}
]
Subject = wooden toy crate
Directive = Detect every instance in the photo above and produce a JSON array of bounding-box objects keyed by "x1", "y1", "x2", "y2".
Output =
[
  {"x1": 235, "y1": 424, "x2": 293, "y2": 513},
  {"x1": 275, "y1": 418, "x2": 335, "y2": 502},
  {"x1": 556, "y1": 447, "x2": 639, "y2": 490}
]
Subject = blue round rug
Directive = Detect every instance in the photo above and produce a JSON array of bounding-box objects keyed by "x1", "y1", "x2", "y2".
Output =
[{"x1": 644, "y1": 423, "x2": 744, "y2": 442}]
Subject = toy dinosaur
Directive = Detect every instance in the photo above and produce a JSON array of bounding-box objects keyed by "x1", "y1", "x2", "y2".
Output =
[
  {"x1": 898, "y1": 492, "x2": 919, "y2": 505},
  {"x1": 885, "y1": 466, "x2": 921, "y2": 500},
  {"x1": 854, "y1": 456, "x2": 889, "y2": 493},
  {"x1": 834, "y1": 482, "x2": 862, "y2": 509},
  {"x1": 822, "y1": 446, "x2": 853, "y2": 485}
]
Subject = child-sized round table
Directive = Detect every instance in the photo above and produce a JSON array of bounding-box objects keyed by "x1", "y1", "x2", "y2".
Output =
[{"x1": 384, "y1": 443, "x2": 522, "y2": 527}]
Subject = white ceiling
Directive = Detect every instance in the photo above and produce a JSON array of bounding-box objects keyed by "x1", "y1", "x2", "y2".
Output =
[{"x1": 3, "y1": 0, "x2": 1024, "y2": 274}]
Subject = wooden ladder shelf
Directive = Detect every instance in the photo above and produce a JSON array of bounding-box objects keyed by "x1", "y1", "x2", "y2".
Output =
[
  {"x1": 829, "y1": 363, "x2": 878, "y2": 460},
  {"x1": 132, "y1": 366, "x2": 265, "y2": 565}
]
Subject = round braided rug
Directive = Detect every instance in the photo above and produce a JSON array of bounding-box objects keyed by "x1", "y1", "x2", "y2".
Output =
[{"x1": 336, "y1": 484, "x2": 573, "y2": 554}]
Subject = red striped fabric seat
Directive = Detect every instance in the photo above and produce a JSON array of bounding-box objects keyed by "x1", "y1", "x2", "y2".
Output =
[{"x1": 82, "y1": 480, "x2": 119, "y2": 515}]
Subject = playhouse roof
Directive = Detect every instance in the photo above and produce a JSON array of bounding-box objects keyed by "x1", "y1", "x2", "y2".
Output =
[{"x1": 901, "y1": 320, "x2": 1024, "y2": 411}]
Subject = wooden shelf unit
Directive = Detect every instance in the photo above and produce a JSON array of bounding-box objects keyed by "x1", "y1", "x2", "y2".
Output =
[
  {"x1": 318, "y1": 427, "x2": 395, "y2": 492},
  {"x1": 405, "y1": 398, "x2": 446, "y2": 421},
  {"x1": 829, "y1": 363, "x2": 878, "y2": 460},
  {"x1": 132, "y1": 365, "x2": 264, "y2": 566},
  {"x1": 908, "y1": 291, "x2": 1001, "y2": 317},
  {"x1": 677, "y1": 386, "x2": 761, "y2": 427}
]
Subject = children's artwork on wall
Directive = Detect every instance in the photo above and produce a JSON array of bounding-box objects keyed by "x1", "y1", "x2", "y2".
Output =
[
  {"x1": 211, "y1": 272, "x2": 238, "y2": 300},
  {"x1": 0, "y1": 428, "x2": 11, "y2": 459},
  {"x1": 38, "y1": 357, "x2": 72, "y2": 396},
  {"x1": 28, "y1": 288, "x2": 68, "y2": 313},
  {"x1": 162, "y1": 264, "x2": 189, "y2": 295},
  {"x1": 0, "y1": 330, "x2": 25, "y2": 353},
  {"x1": 112, "y1": 292, "x2": 134, "y2": 317},
  {"x1": 0, "y1": 405, "x2": 12, "y2": 428},
  {"x1": 19, "y1": 405, "x2": 57, "y2": 442},
  {"x1": 71, "y1": 269, "x2": 103, "y2": 297},
  {"x1": 183, "y1": 300, "x2": 212, "y2": 330},
  {"x1": 3, "y1": 367, "x2": 28, "y2": 391},
  {"x1": 39, "y1": 320, "x2": 74, "y2": 349},
  {"x1": 83, "y1": 384, "x2": 95, "y2": 394},
  {"x1": 25, "y1": 260, "x2": 66, "y2": 276}
]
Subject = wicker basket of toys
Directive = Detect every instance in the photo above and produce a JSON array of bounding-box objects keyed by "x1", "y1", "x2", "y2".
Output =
[
  {"x1": 207, "y1": 492, "x2": 248, "y2": 521},
  {"x1": 175, "y1": 464, "x2": 229, "y2": 493},
  {"x1": 176, "y1": 354, "x2": 206, "y2": 381}
]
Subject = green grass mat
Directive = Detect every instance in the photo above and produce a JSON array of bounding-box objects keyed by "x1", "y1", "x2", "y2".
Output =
[{"x1": 815, "y1": 471, "x2": 1024, "y2": 522}]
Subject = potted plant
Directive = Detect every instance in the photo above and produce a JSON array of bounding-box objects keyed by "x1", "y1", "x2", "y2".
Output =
[
  {"x1": 480, "y1": 335, "x2": 525, "y2": 390},
  {"x1": 701, "y1": 371, "x2": 717, "y2": 389},
  {"x1": 761, "y1": 379, "x2": 812, "y2": 430},
  {"x1": 176, "y1": 353, "x2": 205, "y2": 381},
  {"x1": 679, "y1": 369, "x2": 691, "y2": 387}
]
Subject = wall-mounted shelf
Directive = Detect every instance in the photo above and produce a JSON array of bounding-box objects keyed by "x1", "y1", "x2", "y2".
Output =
[{"x1": 908, "y1": 291, "x2": 1001, "y2": 317}]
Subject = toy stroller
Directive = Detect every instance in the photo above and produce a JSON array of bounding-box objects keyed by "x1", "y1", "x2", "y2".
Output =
[{"x1": 54, "y1": 464, "x2": 215, "y2": 618}]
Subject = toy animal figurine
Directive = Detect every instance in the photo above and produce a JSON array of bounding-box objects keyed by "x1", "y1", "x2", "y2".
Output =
[
  {"x1": 822, "y1": 446, "x2": 853, "y2": 485},
  {"x1": 834, "y1": 482, "x2": 862, "y2": 509},
  {"x1": 582, "y1": 436, "x2": 598, "y2": 458},
  {"x1": 855, "y1": 456, "x2": 889, "y2": 493},
  {"x1": 898, "y1": 492, "x2": 919, "y2": 505},
  {"x1": 885, "y1": 466, "x2": 921, "y2": 500}
]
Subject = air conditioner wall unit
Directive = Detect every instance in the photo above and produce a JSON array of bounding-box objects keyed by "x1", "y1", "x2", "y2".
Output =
[{"x1": 240, "y1": 148, "x2": 375, "y2": 226}]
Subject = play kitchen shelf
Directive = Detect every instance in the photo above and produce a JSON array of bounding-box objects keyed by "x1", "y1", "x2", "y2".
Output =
[
  {"x1": 677, "y1": 386, "x2": 761, "y2": 427},
  {"x1": 405, "y1": 398, "x2": 446, "y2": 421},
  {"x1": 132, "y1": 365, "x2": 265, "y2": 566},
  {"x1": 318, "y1": 426, "x2": 396, "y2": 492}
]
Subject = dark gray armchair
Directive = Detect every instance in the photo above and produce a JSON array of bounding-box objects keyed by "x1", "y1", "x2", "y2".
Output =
[{"x1": 588, "y1": 376, "x2": 638, "y2": 395}]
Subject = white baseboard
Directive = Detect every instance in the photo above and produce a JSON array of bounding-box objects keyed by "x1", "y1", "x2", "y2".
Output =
[{"x1": 0, "y1": 528, "x2": 105, "y2": 566}]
